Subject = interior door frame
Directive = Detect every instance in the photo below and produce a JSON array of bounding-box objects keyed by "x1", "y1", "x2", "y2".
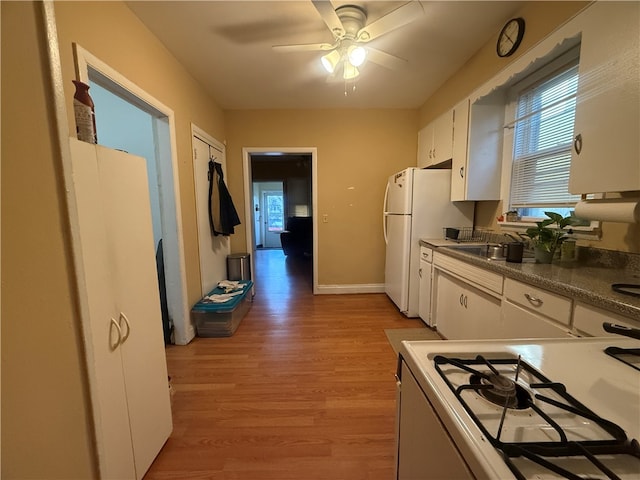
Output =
[
  {"x1": 242, "y1": 148, "x2": 318, "y2": 293},
  {"x1": 70, "y1": 44, "x2": 192, "y2": 345}
]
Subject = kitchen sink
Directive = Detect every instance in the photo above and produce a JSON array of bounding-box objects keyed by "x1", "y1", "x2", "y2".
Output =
[{"x1": 446, "y1": 243, "x2": 536, "y2": 263}]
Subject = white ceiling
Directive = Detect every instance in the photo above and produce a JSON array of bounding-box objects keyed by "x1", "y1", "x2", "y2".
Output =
[{"x1": 126, "y1": 1, "x2": 523, "y2": 110}]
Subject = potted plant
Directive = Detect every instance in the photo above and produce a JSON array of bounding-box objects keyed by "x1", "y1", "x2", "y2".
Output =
[{"x1": 524, "y1": 212, "x2": 577, "y2": 264}]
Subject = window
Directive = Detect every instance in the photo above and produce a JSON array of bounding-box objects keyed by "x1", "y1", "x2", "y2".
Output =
[
  {"x1": 508, "y1": 53, "x2": 581, "y2": 219},
  {"x1": 265, "y1": 191, "x2": 284, "y2": 232}
]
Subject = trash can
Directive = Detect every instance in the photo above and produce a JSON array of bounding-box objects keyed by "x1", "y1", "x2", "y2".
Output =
[{"x1": 227, "y1": 253, "x2": 251, "y2": 281}]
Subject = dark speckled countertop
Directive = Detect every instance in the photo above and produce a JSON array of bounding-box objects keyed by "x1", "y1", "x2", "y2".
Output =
[{"x1": 420, "y1": 239, "x2": 640, "y2": 321}]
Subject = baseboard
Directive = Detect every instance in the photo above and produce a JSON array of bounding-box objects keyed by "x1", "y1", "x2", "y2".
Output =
[{"x1": 315, "y1": 283, "x2": 385, "y2": 295}]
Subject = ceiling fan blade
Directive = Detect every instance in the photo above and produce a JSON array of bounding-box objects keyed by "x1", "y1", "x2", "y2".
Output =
[
  {"x1": 357, "y1": 1, "x2": 424, "y2": 42},
  {"x1": 366, "y1": 47, "x2": 408, "y2": 70},
  {"x1": 311, "y1": 0, "x2": 344, "y2": 37},
  {"x1": 272, "y1": 42, "x2": 335, "y2": 52}
]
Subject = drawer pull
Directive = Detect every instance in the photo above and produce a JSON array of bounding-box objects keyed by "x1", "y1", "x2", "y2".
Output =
[{"x1": 524, "y1": 293, "x2": 543, "y2": 307}]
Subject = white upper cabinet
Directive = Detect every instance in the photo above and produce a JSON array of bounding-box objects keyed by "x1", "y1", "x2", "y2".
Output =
[
  {"x1": 417, "y1": 110, "x2": 454, "y2": 168},
  {"x1": 451, "y1": 96, "x2": 503, "y2": 201},
  {"x1": 569, "y1": 2, "x2": 640, "y2": 194}
]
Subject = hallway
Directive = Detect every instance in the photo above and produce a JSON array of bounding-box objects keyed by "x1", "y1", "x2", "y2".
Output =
[{"x1": 146, "y1": 249, "x2": 423, "y2": 479}]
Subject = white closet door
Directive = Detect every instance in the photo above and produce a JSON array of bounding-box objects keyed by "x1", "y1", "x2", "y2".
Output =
[
  {"x1": 70, "y1": 139, "x2": 136, "y2": 479},
  {"x1": 97, "y1": 145, "x2": 173, "y2": 479}
]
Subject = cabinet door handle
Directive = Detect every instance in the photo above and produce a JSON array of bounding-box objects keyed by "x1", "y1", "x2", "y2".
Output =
[
  {"x1": 459, "y1": 293, "x2": 464, "y2": 306},
  {"x1": 459, "y1": 166, "x2": 464, "y2": 178},
  {"x1": 524, "y1": 293, "x2": 543, "y2": 307},
  {"x1": 463, "y1": 295, "x2": 468, "y2": 309},
  {"x1": 119, "y1": 312, "x2": 131, "y2": 342},
  {"x1": 109, "y1": 317, "x2": 123, "y2": 351},
  {"x1": 573, "y1": 134, "x2": 582, "y2": 155}
]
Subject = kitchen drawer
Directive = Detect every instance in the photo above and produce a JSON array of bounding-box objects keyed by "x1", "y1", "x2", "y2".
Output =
[
  {"x1": 502, "y1": 300, "x2": 573, "y2": 339},
  {"x1": 433, "y1": 252, "x2": 503, "y2": 296},
  {"x1": 572, "y1": 302, "x2": 639, "y2": 337},
  {"x1": 504, "y1": 278, "x2": 572, "y2": 325},
  {"x1": 420, "y1": 246, "x2": 433, "y2": 264}
]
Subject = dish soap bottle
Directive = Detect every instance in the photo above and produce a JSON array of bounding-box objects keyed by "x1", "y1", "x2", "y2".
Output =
[{"x1": 72, "y1": 80, "x2": 97, "y2": 144}]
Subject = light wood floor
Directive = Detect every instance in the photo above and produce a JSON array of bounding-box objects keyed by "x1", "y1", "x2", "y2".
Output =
[{"x1": 145, "y1": 249, "x2": 425, "y2": 480}]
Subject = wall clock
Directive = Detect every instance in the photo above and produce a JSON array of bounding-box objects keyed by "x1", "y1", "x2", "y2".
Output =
[{"x1": 497, "y1": 18, "x2": 525, "y2": 58}]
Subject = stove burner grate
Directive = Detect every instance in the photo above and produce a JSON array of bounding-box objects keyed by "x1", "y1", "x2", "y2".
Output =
[
  {"x1": 433, "y1": 354, "x2": 640, "y2": 480},
  {"x1": 470, "y1": 371, "x2": 532, "y2": 409}
]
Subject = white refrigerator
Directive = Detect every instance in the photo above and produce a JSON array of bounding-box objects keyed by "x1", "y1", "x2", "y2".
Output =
[{"x1": 383, "y1": 168, "x2": 474, "y2": 317}]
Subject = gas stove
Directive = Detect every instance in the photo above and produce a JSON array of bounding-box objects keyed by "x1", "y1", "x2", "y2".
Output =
[{"x1": 398, "y1": 338, "x2": 640, "y2": 480}]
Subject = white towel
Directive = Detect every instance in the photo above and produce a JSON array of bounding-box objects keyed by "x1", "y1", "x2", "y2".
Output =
[
  {"x1": 204, "y1": 289, "x2": 243, "y2": 303},
  {"x1": 217, "y1": 280, "x2": 241, "y2": 293}
]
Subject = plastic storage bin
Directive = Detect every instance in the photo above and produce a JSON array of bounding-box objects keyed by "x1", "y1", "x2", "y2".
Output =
[{"x1": 191, "y1": 280, "x2": 253, "y2": 337}]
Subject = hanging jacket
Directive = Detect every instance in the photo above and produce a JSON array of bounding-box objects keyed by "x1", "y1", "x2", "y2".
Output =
[{"x1": 208, "y1": 160, "x2": 241, "y2": 236}]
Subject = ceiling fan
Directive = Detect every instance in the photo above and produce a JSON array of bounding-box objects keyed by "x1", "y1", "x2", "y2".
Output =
[{"x1": 273, "y1": 1, "x2": 425, "y2": 81}]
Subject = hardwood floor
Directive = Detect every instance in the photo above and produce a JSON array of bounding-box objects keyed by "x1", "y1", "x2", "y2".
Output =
[{"x1": 145, "y1": 249, "x2": 425, "y2": 479}]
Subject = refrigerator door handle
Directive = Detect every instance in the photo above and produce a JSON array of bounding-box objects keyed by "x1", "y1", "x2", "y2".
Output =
[{"x1": 383, "y1": 182, "x2": 390, "y2": 244}]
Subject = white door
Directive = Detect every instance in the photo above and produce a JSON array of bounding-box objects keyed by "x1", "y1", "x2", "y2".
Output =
[
  {"x1": 70, "y1": 139, "x2": 136, "y2": 480},
  {"x1": 384, "y1": 214, "x2": 412, "y2": 312},
  {"x1": 434, "y1": 270, "x2": 501, "y2": 340},
  {"x1": 262, "y1": 189, "x2": 284, "y2": 248},
  {"x1": 97, "y1": 146, "x2": 173, "y2": 479},
  {"x1": 192, "y1": 133, "x2": 230, "y2": 295},
  {"x1": 70, "y1": 139, "x2": 172, "y2": 479}
]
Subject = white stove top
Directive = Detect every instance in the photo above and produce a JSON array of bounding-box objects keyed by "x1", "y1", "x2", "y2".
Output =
[{"x1": 400, "y1": 337, "x2": 640, "y2": 479}]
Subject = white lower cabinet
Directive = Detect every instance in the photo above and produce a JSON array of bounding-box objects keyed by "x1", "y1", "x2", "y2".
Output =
[
  {"x1": 396, "y1": 362, "x2": 473, "y2": 480},
  {"x1": 418, "y1": 247, "x2": 433, "y2": 326},
  {"x1": 430, "y1": 253, "x2": 633, "y2": 342},
  {"x1": 502, "y1": 278, "x2": 573, "y2": 338},
  {"x1": 572, "y1": 302, "x2": 638, "y2": 337},
  {"x1": 70, "y1": 138, "x2": 172, "y2": 479},
  {"x1": 433, "y1": 269, "x2": 502, "y2": 340},
  {"x1": 501, "y1": 300, "x2": 573, "y2": 339}
]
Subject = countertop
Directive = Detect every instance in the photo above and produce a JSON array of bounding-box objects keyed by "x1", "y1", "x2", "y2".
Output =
[{"x1": 420, "y1": 238, "x2": 640, "y2": 321}]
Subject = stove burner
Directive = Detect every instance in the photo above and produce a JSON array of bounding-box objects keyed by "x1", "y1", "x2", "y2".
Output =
[
  {"x1": 434, "y1": 354, "x2": 640, "y2": 480},
  {"x1": 470, "y1": 372, "x2": 532, "y2": 409}
]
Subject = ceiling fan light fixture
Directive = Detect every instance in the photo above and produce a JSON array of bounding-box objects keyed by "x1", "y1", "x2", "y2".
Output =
[
  {"x1": 321, "y1": 49, "x2": 341, "y2": 73},
  {"x1": 343, "y1": 62, "x2": 359, "y2": 80},
  {"x1": 347, "y1": 45, "x2": 367, "y2": 67}
]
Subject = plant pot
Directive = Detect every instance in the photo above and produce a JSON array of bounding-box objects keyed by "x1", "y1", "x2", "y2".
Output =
[{"x1": 534, "y1": 246, "x2": 554, "y2": 264}]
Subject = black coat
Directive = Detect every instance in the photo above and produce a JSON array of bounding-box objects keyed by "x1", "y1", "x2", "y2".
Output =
[{"x1": 208, "y1": 160, "x2": 241, "y2": 236}]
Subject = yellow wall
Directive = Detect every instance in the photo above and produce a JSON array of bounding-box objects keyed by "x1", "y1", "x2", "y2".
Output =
[
  {"x1": 417, "y1": 1, "x2": 638, "y2": 253},
  {"x1": 2, "y1": 1, "x2": 226, "y2": 477},
  {"x1": 1, "y1": 3, "x2": 96, "y2": 478},
  {"x1": 225, "y1": 109, "x2": 417, "y2": 285},
  {"x1": 54, "y1": 0, "x2": 226, "y2": 306}
]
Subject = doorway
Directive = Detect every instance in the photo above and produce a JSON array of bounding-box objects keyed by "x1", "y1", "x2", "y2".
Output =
[
  {"x1": 254, "y1": 182, "x2": 284, "y2": 249},
  {"x1": 73, "y1": 45, "x2": 191, "y2": 344},
  {"x1": 243, "y1": 149, "x2": 318, "y2": 293}
]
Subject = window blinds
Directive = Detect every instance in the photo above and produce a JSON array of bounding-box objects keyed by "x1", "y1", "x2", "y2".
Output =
[{"x1": 510, "y1": 62, "x2": 582, "y2": 208}]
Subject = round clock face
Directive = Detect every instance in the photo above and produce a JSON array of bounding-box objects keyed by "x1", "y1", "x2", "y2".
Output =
[{"x1": 497, "y1": 18, "x2": 525, "y2": 58}]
